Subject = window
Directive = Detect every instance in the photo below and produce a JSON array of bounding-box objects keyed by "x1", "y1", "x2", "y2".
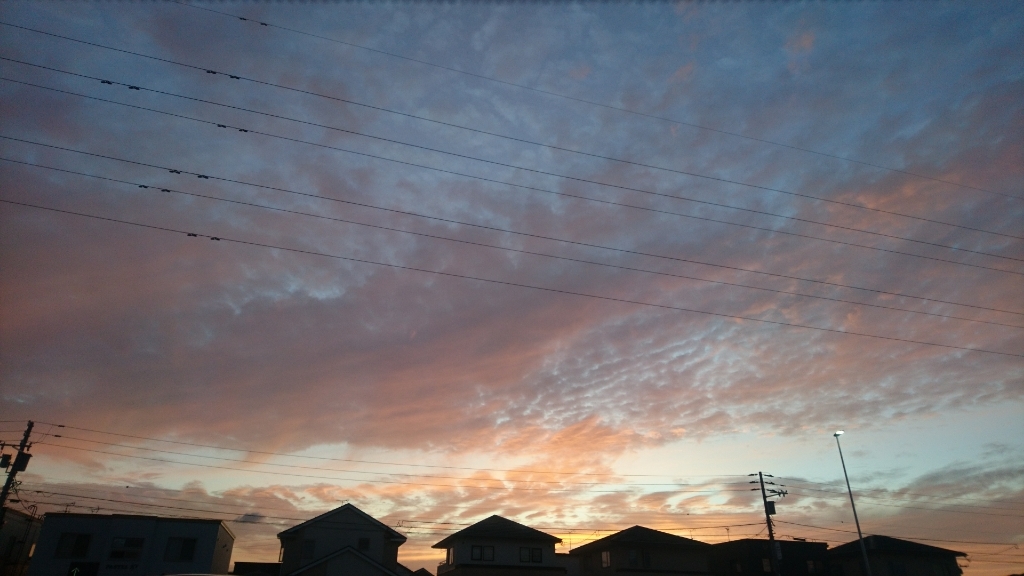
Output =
[
  {"x1": 109, "y1": 537, "x2": 145, "y2": 560},
  {"x1": 164, "y1": 537, "x2": 197, "y2": 562},
  {"x1": 302, "y1": 539, "x2": 316, "y2": 560},
  {"x1": 446, "y1": 548, "x2": 454, "y2": 565},
  {"x1": 471, "y1": 546, "x2": 494, "y2": 561},
  {"x1": 520, "y1": 547, "x2": 542, "y2": 563},
  {"x1": 358, "y1": 538, "x2": 370, "y2": 552},
  {"x1": 808, "y1": 560, "x2": 816, "y2": 574},
  {"x1": 763, "y1": 559, "x2": 772, "y2": 573},
  {"x1": 628, "y1": 549, "x2": 650, "y2": 568},
  {"x1": 601, "y1": 550, "x2": 611, "y2": 568},
  {"x1": 55, "y1": 533, "x2": 91, "y2": 559}
]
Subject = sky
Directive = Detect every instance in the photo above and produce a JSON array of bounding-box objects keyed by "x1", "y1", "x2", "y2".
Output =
[{"x1": 0, "y1": 1, "x2": 1022, "y2": 573}]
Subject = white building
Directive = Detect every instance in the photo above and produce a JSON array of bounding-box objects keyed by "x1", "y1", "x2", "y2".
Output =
[{"x1": 27, "y1": 513, "x2": 233, "y2": 576}]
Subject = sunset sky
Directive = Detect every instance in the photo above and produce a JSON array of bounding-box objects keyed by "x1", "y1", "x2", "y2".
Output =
[{"x1": 0, "y1": 1, "x2": 1021, "y2": 573}]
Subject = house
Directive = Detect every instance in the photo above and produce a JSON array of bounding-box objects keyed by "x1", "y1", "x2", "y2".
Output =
[
  {"x1": 711, "y1": 539, "x2": 828, "y2": 576},
  {"x1": 277, "y1": 503, "x2": 416, "y2": 576},
  {"x1": 432, "y1": 515, "x2": 565, "y2": 575},
  {"x1": 1, "y1": 507, "x2": 41, "y2": 576},
  {"x1": 568, "y1": 525, "x2": 712, "y2": 575},
  {"x1": 25, "y1": 512, "x2": 233, "y2": 576},
  {"x1": 828, "y1": 536, "x2": 964, "y2": 576}
]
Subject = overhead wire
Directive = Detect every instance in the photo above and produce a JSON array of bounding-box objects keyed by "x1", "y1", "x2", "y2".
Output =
[
  {"x1": 33, "y1": 434, "x2": 732, "y2": 488},
  {"x1": 3, "y1": 198, "x2": 1021, "y2": 358},
  {"x1": 168, "y1": 0, "x2": 1021, "y2": 203},
  {"x1": 4, "y1": 135, "x2": 1018, "y2": 319},
  {"x1": 36, "y1": 423, "x2": 747, "y2": 479},
  {"x1": 5, "y1": 156, "x2": 1019, "y2": 330},
  {"x1": 4, "y1": 55, "x2": 1020, "y2": 252},
  {"x1": 6, "y1": 76, "x2": 1020, "y2": 278},
  {"x1": 778, "y1": 477, "x2": 1024, "y2": 505},
  {"x1": 773, "y1": 520, "x2": 1018, "y2": 547}
]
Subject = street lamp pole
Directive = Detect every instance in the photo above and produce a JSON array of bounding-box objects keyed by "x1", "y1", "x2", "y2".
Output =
[{"x1": 834, "y1": 431, "x2": 872, "y2": 576}]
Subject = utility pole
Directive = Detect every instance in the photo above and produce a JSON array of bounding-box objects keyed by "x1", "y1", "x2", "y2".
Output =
[
  {"x1": 751, "y1": 472, "x2": 787, "y2": 576},
  {"x1": 0, "y1": 421, "x2": 34, "y2": 528}
]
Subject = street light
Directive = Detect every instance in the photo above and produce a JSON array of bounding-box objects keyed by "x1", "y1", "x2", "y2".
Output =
[{"x1": 834, "y1": 431, "x2": 872, "y2": 576}]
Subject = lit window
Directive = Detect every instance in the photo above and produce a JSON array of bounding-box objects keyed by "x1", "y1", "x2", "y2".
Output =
[
  {"x1": 164, "y1": 537, "x2": 196, "y2": 562},
  {"x1": 601, "y1": 550, "x2": 611, "y2": 568}
]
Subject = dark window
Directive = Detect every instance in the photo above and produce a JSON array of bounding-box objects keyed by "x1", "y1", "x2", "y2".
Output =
[
  {"x1": 601, "y1": 550, "x2": 611, "y2": 568},
  {"x1": 302, "y1": 539, "x2": 315, "y2": 560},
  {"x1": 164, "y1": 537, "x2": 197, "y2": 562},
  {"x1": 358, "y1": 538, "x2": 370, "y2": 551},
  {"x1": 109, "y1": 537, "x2": 145, "y2": 560},
  {"x1": 471, "y1": 546, "x2": 494, "y2": 561},
  {"x1": 55, "y1": 533, "x2": 91, "y2": 559},
  {"x1": 520, "y1": 547, "x2": 541, "y2": 562},
  {"x1": 763, "y1": 559, "x2": 772, "y2": 573},
  {"x1": 446, "y1": 548, "x2": 454, "y2": 564},
  {"x1": 808, "y1": 560, "x2": 816, "y2": 574},
  {"x1": 629, "y1": 549, "x2": 638, "y2": 567},
  {"x1": 735, "y1": 562, "x2": 744, "y2": 574}
]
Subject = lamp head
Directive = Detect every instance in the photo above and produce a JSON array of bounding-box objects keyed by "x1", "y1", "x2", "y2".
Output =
[{"x1": 834, "y1": 430, "x2": 844, "y2": 437}]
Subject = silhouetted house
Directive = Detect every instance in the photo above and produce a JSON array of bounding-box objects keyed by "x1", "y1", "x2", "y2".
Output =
[
  {"x1": 567, "y1": 525, "x2": 712, "y2": 575},
  {"x1": 828, "y1": 536, "x2": 964, "y2": 576},
  {"x1": 432, "y1": 515, "x2": 565, "y2": 575},
  {"x1": 233, "y1": 560, "x2": 282, "y2": 575},
  {"x1": 26, "y1": 512, "x2": 233, "y2": 576},
  {"x1": 1, "y1": 507, "x2": 41, "y2": 576},
  {"x1": 277, "y1": 503, "x2": 414, "y2": 576},
  {"x1": 711, "y1": 539, "x2": 828, "y2": 576}
]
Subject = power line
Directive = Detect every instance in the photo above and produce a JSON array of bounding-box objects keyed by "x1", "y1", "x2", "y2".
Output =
[
  {"x1": 773, "y1": 520, "x2": 1018, "y2": 547},
  {"x1": 37, "y1": 423, "x2": 741, "y2": 479},
  {"x1": 4, "y1": 55, "x2": 1019, "y2": 249},
  {"x1": 7, "y1": 77, "x2": 1020, "y2": 278},
  {"x1": 23, "y1": 487, "x2": 767, "y2": 535},
  {"x1": 35, "y1": 435, "x2": 725, "y2": 488},
  {"x1": 6, "y1": 157, "x2": 1018, "y2": 330},
  {"x1": 5, "y1": 135, "x2": 1018, "y2": 318},
  {"x1": 168, "y1": 1, "x2": 1023, "y2": 203},
  {"x1": 786, "y1": 489, "x2": 1024, "y2": 518},
  {"x1": 777, "y1": 478, "x2": 1024, "y2": 505},
  {"x1": 4, "y1": 199, "x2": 1021, "y2": 358},
  {"x1": 32, "y1": 441, "x2": 714, "y2": 493}
]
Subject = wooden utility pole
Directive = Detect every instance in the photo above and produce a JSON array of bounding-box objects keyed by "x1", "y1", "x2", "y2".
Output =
[{"x1": 0, "y1": 420, "x2": 34, "y2": 527}]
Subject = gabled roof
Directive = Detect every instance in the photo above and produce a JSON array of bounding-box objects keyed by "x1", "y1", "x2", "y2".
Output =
[
  {"x1": 569, "y1": 526, "x2": 710, "y2": 555},
  {"x1": 829, "y1": 536, "x2": 965, "y2": 558},
  {"x1": 277, "y1": 503, "x2": 406, "y2": 543},
  {"x1": 288, "y1": 545, "x2": 404, "y2": 576},
  {"x1": 431, "y1": 515, "x2": 561, "y2": 549}
]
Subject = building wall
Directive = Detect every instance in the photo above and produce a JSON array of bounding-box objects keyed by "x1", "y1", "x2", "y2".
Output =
[
  {"x1": 576, "y1": 544, "x2": 710, "y2": 575},
  {"x1": 437, "y1": 540, "x2": 561, "y2": 574},
  {"x1": 832, "y1": 554, "x2": 962, "y2": 576},
  {"x1": 0, "y1": 509, "x2": 41, "y2": 576},
  {"x1": 278, "y1": 508, "x2": 400, "y2": 575},
  {"x1": 26, "y1": 514, "x2": 233, "y2": 576},
  {"x1": 712, "y1": 540, "x2": 828, "y2": 576}
]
